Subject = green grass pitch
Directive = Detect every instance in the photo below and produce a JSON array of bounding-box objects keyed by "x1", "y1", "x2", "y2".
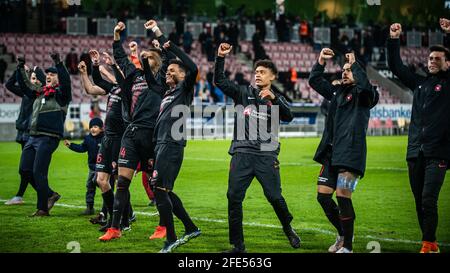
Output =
[{"x1": 0, "y1": 136, "x2": 449, "y2": 253}]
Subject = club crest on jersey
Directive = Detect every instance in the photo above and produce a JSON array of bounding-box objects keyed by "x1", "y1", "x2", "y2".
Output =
[
  {"x1": 346, "y1": 93, "x2": 353, "y2": 102},
  {"x1": 243, "y1": 107, "x2": 252, "y2": 116},
  {"x1": 152, "y1": 170, "x2": 158, "y2": 179},
  {"x1": 435, "y1": 84, "x2": 442, "y2": 92}
]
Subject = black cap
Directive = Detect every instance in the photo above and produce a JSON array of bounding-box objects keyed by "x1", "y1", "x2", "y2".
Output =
[
  {"x1": 89, "y1": 117, "x2": 103, "y2": 129},
  {"x1": 45, "y1": 67, "x2": 58, "y2": 74}
]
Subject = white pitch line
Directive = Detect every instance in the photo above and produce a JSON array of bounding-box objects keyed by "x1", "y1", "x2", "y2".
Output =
[
  {"x1": 184, "y1": 157, "x2": 407, "y2": 172},
  {"x1": 2, "y1": 198, "x2": 449, "y2": 247}
]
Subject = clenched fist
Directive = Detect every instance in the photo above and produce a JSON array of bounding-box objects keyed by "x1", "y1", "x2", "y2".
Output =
[
  {"x1": 144, "y1": 20, "x2": 157, "y2": 30},
  {"x1": 89, "y1": 50, "x2": 100, "y2": 65},
  {"x1": 440, "y1": 18, "x2": 450, "y2": 34},
  {"x1": 50, "y1": 52, "x2": 61, "y2": 64},
  {"x1": 345, "y1": 52, "x2": 355, "y2": 65},
  {"x1": 390, "y1": 23, "x2": 402, "y2": 39},
  {"x1": 319, "y1": 48, "x2": 334, "y2": 65},
  {"x1": 152, "y1": 39, "x2": 161, "y2": 50},
  {"x1": 218, "y1": 43, "x2": 232, "y2": 57},
  {"x1": 114, "y1": 22, "x2": 126, "y2": 33},
  {"x1": 78, "y1": 61, "x2": 87, "y2": 74}
]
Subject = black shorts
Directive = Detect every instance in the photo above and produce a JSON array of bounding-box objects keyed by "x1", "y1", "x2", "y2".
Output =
[
  {"x1": 117, "y1": 126, "x2": 155, "y2": 173},
  {"x1": 151, "y1": 143, "x2": 184, "y2": 191},
  {"x1": 317, "y1": 154, "x2": 339, "y2": 190},
  {"x1": 96, "y1": 135, "x2": 121, "y2": 174}
]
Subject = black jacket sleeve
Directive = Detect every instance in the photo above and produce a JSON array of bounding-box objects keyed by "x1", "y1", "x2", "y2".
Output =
[
  {"x1": 273, "y1": 93, "x2": 294, "y2": 122},
  {"x1": 5, "y1": 70, "x2": 24, "y2": 97},
  {"x1": 17, "y1": 66, "x2": 38, "y2": 99},
  {"x1": 56, "y1": 62, "x2": 72, "y2": 106},
  {"x1": 213, "y1": 56, "x2": 241, "y2": 101},
  {"x1": 351, "y1": 62, "x2": 379, "y2": 108},
  {"x1": 92, "y1": 65, "x2": 113, "y2": 94},
  {"x1": 387, "y1": 38, "x2": 426, "y2": 91},
  {"x1": 113, "y1": 40, "x2": 136, "y2": 79},
  {"x1": 69, "y1": 136, "x2": 88, "y2": 153},
  {"x1": 142, "y1": 57, "x2": 165, "y2": 96},
  {"x1": 111, "y1": 64, "x2": 125, "y2": 87},
  {"x1": 163, "y1": 36, "x2": 198, "y2": 91},
  {"x1": 155, "y1": 48, "x2": 174, "y2": 90},
  {"x1": 308, "y1": 62, "x2": 335, "y2": 101}
]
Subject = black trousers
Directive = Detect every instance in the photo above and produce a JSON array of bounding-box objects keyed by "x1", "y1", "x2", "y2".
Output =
[
  {"x1": 19, "y1": 136, "x2": 58, "y2": 211},
  {"x1": 227, "y1": 152, "x2": 293, "y2": 246},
  {"x1": 407, "y1": 151, "x2": 447, "y2": 242},
  {"x1": 85, "y1": 169, "x2": 97, "y2": 207}
]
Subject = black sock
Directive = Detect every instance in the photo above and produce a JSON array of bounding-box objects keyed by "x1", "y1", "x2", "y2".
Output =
[
  {"x1": 87, "y1": 203, "x2": 94, "y2": 210},
  {"x1": 317, "y1": 193, "x2": 343, "y2": 236},
  {"x1": 169, "y1": 191, "x2": 197, "y2": 233},
  {"x1": 111, "y1": 176, "x2": 131, "y2": 229},
  {"x1": 155, "y1": 189, "x2": 176, "y2": 243},
  {"x1": 102, "y1": 189, "x2": 114, "y2": 219},
  {"x1": 337, "y1": 196, "x2": 355, "y2": 251},
  {"x1": 128, "y1": 202, "x2": 133, "y2": 218},
  {"x1": 121, "y1": 195, "x2": 130, "y2": 227}
]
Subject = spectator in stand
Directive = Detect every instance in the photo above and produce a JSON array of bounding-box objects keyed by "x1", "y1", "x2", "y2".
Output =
[
  {"x1": 0, "y1": 43, "x2": 6, "y2": 54},
  {"x1": 214, "y1": 20, "x2": 228, "y2": 44},
  {"x1": 169, "y1": 27, "x2": 181, "y2": 46},
  {"x1": 255, "y1": 13, "x2": 266, "y2": 41},
  {"x1": 299, "y1": 20, "x2": 310, "y2": 44},
  {"x1": 0, "y1": 58, "x2": 7, "y2": 83},
  {"x1": 65, "y1": 47, "x2": 78, "y2": 75},
  {"x1": 196, "y1": 75, "x2": 213, "y2": 103},
  {"x1": 182, "y1": 27, "x2": 194, "y2": 54},
  {"x1": 363, "y1": 29, "x2": 375, "y2": 64},
  {"x1": 252, "y1": 29, "x2": 269, "y2": 63},
  {"x1": 228, "y1": 21, "x2": 240, "y2": 55}
]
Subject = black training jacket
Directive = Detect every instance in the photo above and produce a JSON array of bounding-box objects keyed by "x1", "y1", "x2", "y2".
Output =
[
  {"x1": 214, "y1": 56, "x2": 294, "y2": 158},
  {"x1": 309, "y1": 62, "x2": 379, "y2": 177},
  {"x1": 152, "y1": 35, "x2": 198, "y2": 146},
  {"x1": 113, "y1": 40, "x2": 162, "y2": 129},
  {"x1": 387, "y1": 38, "x2": 450, "y2": 161},
  {"x1": 5, "y1": 70, "x2": 33, "y2": 142}
]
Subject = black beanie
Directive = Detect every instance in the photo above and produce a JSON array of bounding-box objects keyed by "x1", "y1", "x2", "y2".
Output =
[{"x1": 89, "y1": 117, "x2": 103, "y2": 129}]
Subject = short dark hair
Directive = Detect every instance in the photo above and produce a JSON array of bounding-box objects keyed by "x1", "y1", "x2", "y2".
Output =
[
  {"x1": 169, "y1": 59, "x2": 187, "y2": 73},
  {"x1": 429, "y1": 45, "x2": 450, "y2": 61},
  {"x1": 254, "y1": 59, "x2": 278, "y2": 77}
]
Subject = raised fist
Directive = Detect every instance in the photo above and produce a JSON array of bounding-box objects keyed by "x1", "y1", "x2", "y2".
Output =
[
  {"x1": 390, "y1": 23, "x2": 402, "y2": 39},
  {"x1": 163, "y1": 41, "x2": 171, "y2": 50},
  {"x1": 345, "y1": 52, "x2": 355, "y2": 65},
  {"x1": 144, "y1": 20, "x2": 157, "y2": 30},
  {"x1": 114, "y1": 21, "x2": 126, "y2": 33},
  {"x1": 152, "y1": 39, "x2": 161, "y2": 50},
  {"x1": 50, "y1": 52, "x2": 61, "y2": 64},
  {"x1": 89, "y1": 50, "x2": 100, "y2": 65},
  {"x1": 218, "y1": 43, "x2": 232, "y2": 57},
  {"x1": 17, "y1": 57, "x2": 26, "y2": 68},
  {"x1": 440, "y1": 18, "x2": 450, "y2": 34},
  {"x1": 78, "y1": 61, "x2": 87, "y2": 74}
]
